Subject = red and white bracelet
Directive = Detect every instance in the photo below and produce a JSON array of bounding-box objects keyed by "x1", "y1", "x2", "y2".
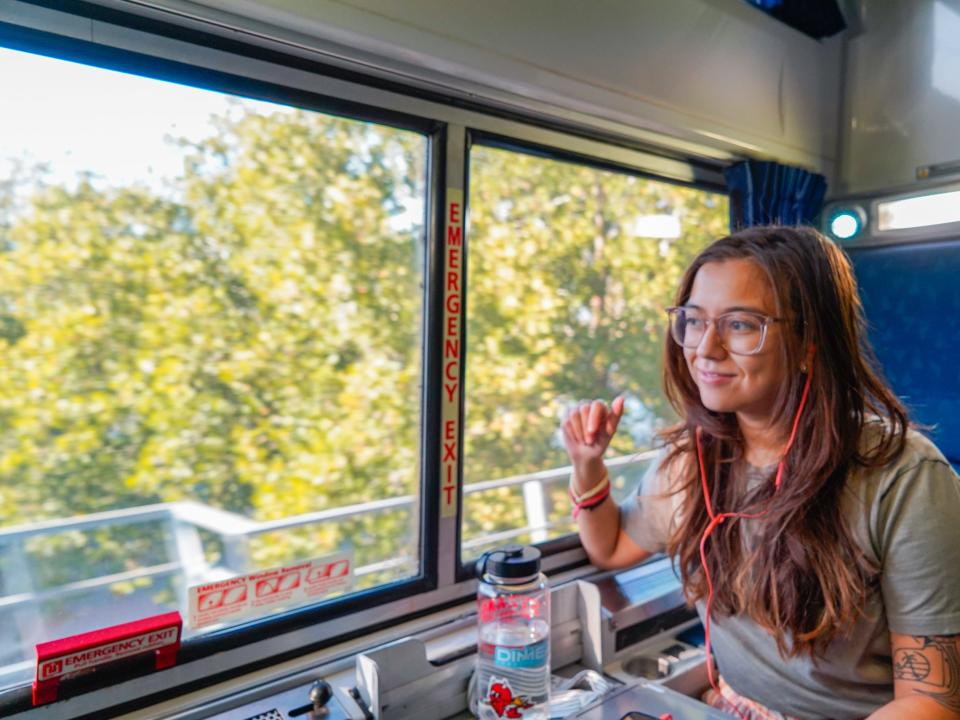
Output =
[{"x1": 569, "y1": 468, "x2": 611, "y2": 519}]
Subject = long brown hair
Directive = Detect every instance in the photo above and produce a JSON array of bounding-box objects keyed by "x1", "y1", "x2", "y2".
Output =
[{"x1": 661, "y1": 225, "x2": 908, "y2": 658}]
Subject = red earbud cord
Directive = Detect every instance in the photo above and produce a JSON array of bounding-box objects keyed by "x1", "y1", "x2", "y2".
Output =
[{"x1": 696, "y1": 355, "x2": 814, "y2": 717}]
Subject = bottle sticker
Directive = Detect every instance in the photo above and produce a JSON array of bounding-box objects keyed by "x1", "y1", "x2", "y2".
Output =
[
  {"x1": 485, "y1": 676, "x2": 535, "y2": 718},
  {"x1": 492, "y1": 638, "x2": 548, "y2": 669}
]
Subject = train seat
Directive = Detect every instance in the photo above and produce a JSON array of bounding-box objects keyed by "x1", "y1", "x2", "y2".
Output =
[{"x1": 851, "y1": 239, "x2": 960, "y2": 471}]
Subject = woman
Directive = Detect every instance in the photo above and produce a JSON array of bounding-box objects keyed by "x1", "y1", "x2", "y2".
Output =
[{"x1": 563, "y1": 226, "x2": 960, "y2": 720}]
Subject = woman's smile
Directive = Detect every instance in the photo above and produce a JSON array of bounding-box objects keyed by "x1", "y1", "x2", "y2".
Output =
[{"x1": 696, "y1": 367, "x2": 737, "y2": 385}]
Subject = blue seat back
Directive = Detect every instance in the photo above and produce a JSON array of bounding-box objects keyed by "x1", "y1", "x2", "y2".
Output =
[{"x1": 849, "y1": 240, "x2": 960, "y2": 466}]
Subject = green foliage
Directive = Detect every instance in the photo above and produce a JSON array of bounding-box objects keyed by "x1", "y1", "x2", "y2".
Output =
[
  {"x1": 0, "y1": 109, "x2": 427, "y2": 632},
  {"x1": 461, "y1": 147, "x2": 727, "y2": 545},
  {"x1": 0, "y1": 110, "x2": 425, "y2": 534}
]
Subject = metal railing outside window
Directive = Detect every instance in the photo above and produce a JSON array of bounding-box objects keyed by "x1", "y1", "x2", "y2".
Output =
[{"x1": 0, "y1": 452, "x2": 654, "y2": 689}]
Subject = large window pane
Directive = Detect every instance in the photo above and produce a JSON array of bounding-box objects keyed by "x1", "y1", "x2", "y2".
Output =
[
  {"x1": 462, "y1": 145, "x2": 727, "y2": 558},
  {"x1": 0, "y1": 47, "x2": 427, "y2": 689}
]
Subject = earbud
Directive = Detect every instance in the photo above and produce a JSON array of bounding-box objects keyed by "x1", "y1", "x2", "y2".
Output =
[{"x1": 800, "y1": 343, "x2": 815, "y2": 373}]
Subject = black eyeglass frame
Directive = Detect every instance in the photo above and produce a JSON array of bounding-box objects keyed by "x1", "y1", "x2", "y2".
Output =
[{"x1": 665, "y1": 306, "x2": 785, "y2": 356}]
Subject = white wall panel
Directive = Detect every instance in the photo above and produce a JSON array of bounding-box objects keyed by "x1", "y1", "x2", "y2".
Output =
[
  {"x1": 104, "y1": 0, "x2": 843, "y2": 174},
  {"x1": 840, "y1": 0, "x2": 960, "y2": 195}
]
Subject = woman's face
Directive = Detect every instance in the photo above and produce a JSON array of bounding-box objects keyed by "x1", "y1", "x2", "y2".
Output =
[{"x1": 682, "y1": 259, "x2": 788, "y2": 422}]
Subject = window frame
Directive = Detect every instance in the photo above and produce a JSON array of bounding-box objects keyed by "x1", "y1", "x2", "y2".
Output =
[
  {"x1": 454, "y1": 131, "x2": 727, "y2": 582},
  {"x1": 0, "y1": 2, "x2": 728, "y2": 717},
  {"x1": 0, "y1": 12, "x2": 441, "y2": 715}
]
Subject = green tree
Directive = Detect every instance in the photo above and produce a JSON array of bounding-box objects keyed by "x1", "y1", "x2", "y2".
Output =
[
  {"x1": 0, "y1": 107, "x2": 426, "y2": 583},
  {"x1": 461, "y1": 146, "x2": 727, "y2": 546}
]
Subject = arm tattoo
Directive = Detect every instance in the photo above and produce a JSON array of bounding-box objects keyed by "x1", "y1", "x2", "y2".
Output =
[{"x1": 893, "y1": 635, "x2": 960, "y2": 712}]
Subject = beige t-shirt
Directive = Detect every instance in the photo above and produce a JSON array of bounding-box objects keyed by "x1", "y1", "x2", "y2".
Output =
[{"x1": 620, "y1": 424, "x2": 960, "y2": 720}]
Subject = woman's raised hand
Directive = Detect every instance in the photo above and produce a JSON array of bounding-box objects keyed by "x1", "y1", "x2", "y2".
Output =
[{"x1": 561, "y1": 396, "x2": 625, "y2": 475}]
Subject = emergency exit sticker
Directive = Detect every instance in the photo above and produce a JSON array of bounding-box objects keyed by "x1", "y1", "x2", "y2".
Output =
[
  {"x1": 188, "y1": 552, "x2": 352, "y2": 629},
  {"x1": 441, "y1": 189, "x2": 464, "y2": 518}
]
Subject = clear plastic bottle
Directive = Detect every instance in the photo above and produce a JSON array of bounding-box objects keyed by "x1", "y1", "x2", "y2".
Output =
[{"x1": 476, "y1": 545, "x2": 550, "y2": 720}]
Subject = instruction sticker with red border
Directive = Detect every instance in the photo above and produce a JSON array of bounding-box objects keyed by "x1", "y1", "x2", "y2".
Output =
[{"x1": 188, "y1": 552, "x2": 353, "y2": 629}]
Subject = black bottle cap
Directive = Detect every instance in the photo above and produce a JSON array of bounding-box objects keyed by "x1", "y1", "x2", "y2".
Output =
[{"x1": 476, "y1": 544, "x2": 541, "y2": 583}]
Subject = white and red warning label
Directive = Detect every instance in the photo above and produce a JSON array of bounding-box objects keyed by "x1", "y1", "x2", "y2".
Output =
[{"x1": 188, "y1": 552, "x2": 353, "y2": 629}]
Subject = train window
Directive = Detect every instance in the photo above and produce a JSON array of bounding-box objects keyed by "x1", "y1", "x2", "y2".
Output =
[
  {"x1": 876, "y1": 187, "x2": 960, "y2": 231},
  {"x1": 0, "y1": 45, "x2": 428, "y2": 689},
  {"x1": 460, "y1": 142, "x2": 728, "y2": 561}
]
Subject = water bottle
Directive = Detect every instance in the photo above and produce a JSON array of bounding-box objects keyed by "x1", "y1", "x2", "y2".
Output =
[{"x1": 476, "y1": 545, "x2": 550, "y2": 720}]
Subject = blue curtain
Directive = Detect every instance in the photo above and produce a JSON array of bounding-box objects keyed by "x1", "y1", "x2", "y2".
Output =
[{"x1": 724, "y1": 160, "x2": 827, "y2": 230}]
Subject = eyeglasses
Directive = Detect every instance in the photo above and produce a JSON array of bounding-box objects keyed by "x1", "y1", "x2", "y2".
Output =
[{"x1": 666, "y1": 306, "x2": 783, "y2": 356}]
